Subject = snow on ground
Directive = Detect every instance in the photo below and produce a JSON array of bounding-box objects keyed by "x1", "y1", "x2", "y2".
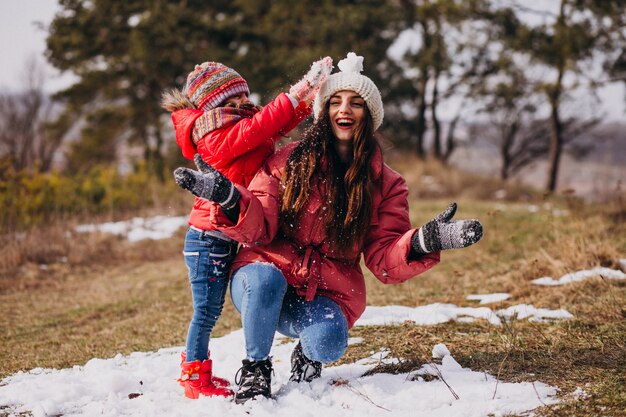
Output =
[
  {"x1": 75, "y1": 216, "x2": 187, "y2": 242},
  {"x1": 0, "y1": 326, "x2": 559, "y2": 417},
  {"x1": 466, "y1": 293, "x2": 511, "y2": 304},
  {"x1": 356, "y1": 304, "x2": 502, "y2": 326},
  {"x1": 33, "y1": 215, "x2": 621, "y2": 415},
  {"x1": 531, "y1": 267, "x2": 626, "y2": 286},
  {"x1": 495, "y1": 304, "x2": 573, "y2": 322},
  {"x1": 355, "y1": 303, "x2": 572, "y2": 327}
]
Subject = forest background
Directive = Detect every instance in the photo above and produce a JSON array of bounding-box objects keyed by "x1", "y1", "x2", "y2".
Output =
[{"x1": 1, "y1": 0, "x2": 625, "y2": 233}]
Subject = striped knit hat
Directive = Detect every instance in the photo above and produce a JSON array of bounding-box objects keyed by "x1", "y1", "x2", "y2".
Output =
[{"x1": 184, "y1": 62, "x2": 249, "y2": 111}]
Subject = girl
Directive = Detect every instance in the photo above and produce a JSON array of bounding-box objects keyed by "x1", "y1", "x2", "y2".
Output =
[{"x1": 162, "y1": 56, "x2": 332, "y2": 399}]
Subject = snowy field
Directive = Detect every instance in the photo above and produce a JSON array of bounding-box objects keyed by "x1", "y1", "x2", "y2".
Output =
[
  {"x1": 1, "y1": 311, "x2": 562, "y2": 417},
  {"x1": 2, "y1": 215, "x2": 623, "y2": 416}
]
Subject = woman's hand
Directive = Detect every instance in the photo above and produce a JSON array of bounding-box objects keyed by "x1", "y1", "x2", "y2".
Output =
[
  {"x1": 289, "y1": 57, "x2": 333, "y2": 106},
  {"x1": 174, "y1": 154, "x2": 240, "y2": 209},
  {"x1": 411, "y1": 202, "x2": 483, "y2": 255}
]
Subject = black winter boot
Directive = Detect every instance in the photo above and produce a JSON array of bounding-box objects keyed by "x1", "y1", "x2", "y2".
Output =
[
  {"x1": 234, "y1": 358, "x2": 273, "y2": 404},
  {"x1": 289, "y1": 342, "x2": 322, "y2": 383}
]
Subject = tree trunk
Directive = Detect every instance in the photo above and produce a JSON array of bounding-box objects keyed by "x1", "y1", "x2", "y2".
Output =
[
  {"x1": 415, "y1": 71, "x2": 428, "y2": 159},
  {"x1": 153, "y1": 127, "x2": 165, "y2": 182},
  {"x1": 442, "y1": 111, "x2": 460, "y2": 163},
  {"x1": 431, "y1": 69, "x2": 441, "y2": 160},
  {"x1": 39, "y1": 121, "x2": 68, "y2": 173},
  {"x1": 546, "y1": 2, "x2": 566, "y2": 193},
  {"x1": 500, "y1": 122, "x2": 517, "y2": 180},
  {"x1": 546, "y1": 95, "x2": 563, "y2": 192},
  {"x1": 19, "y1": 94, "x2": 42, "y2": 172}
]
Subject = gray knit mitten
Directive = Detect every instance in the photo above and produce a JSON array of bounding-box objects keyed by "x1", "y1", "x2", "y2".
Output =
[
  {"x1": 411, "y1": 202, "x2": 483, "y2": 255},
  {"x1": 173, "y1": 154, "x2": 240, "y2": 209}
]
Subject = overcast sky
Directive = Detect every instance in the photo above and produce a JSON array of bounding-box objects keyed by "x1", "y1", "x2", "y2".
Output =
[
  {"x1": 0, "y1": 1, "x2": 75, "y2": 93},
  {"x1": 1, "y1": 1, "x2": 623, "y2": 120}
]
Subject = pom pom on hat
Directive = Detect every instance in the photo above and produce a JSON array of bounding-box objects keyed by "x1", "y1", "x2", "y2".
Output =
[
  {"x1": 337, "y1": 52, "x2": 363, "y2": 73},
  {"x1": 313, "y1": 52, "x2": 384, "y2": 131},
  {"x1": 184, "y1": 62, "x2": 249, "y2": 111}
]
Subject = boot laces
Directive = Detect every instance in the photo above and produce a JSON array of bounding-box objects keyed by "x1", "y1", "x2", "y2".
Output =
[
  {"x1": 290, "y1": 343, "x2": 322, "y2": 383},
  {"x1": 235, "y1": 359, "x2": 273, "y2": 393}
]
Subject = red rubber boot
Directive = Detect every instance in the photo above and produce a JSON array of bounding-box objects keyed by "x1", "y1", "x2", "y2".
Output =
[
  {"x1": 180, "y1": 351, "x2": 230, "y2": 388},
  {"x1": 179, "y1": 360, "x2": 233, "y2": 399}
]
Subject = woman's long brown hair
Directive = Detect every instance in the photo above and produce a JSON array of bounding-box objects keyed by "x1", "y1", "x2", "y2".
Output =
[{"x1": 281, "y1": 104, "x2": 380, "y2": 256}]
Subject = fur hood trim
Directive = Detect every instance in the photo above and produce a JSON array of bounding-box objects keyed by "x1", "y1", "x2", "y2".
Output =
[{"x1": 161, "y1": 88, "x2": 195, "y2": 112}]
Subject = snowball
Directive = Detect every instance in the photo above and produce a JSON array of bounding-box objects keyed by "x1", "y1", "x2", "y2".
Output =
[{"x1": 432, "y1": 343, "x2": 450, "y2": 359}]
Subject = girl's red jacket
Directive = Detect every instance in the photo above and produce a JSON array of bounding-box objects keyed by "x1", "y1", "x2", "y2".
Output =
[{"x1": 171, "y1": 93, "x2": 310, "y2": 231}]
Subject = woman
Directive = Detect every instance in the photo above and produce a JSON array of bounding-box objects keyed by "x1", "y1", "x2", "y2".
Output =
[{"x1": 174, "y1": 52, "x2": 483, "y2": 404}]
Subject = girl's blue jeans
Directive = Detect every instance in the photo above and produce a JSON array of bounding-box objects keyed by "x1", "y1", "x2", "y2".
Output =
[
  {"x1": 230, "y1": 262, "x2": 349, "y2": 363},
  {"x1": 183, "y1": 227, "x2": 237, "y2": 362}
]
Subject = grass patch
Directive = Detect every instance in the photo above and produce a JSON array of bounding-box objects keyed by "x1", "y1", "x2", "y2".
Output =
[
  {"x1": 1, "y1": 157, "x2": 625, "y2": 416},
  {"x1": 0, "y1": 238, "x2": 241, "y2": 377}
]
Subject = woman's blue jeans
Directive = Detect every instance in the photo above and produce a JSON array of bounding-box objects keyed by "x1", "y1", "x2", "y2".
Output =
[
  {"x1": 230, "y1": 262, "x2": 348, "y2": 363},
  {"x1": 183, "y1": 227, "x2": 237, "y2": 362}
]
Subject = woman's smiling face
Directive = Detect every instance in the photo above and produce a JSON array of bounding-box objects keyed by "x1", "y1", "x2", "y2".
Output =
[{"x1": 328, "y1": 90, "x2": 366, "y2": 143}]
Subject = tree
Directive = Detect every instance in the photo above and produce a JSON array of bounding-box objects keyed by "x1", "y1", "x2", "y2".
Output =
[
  {"x1": 481, "y1": 83, "x2": 549, "y2": 180},
  {"x1": 499, "y1": 0, "x2": 626, "y2": 192},
  {"x1": 388, "y1": 0, "x2": 496, "y2": 159},
  {"x1": 194, "y1": 0, "x2": 403, "y2": 114},
  {"x1": 0, "y1": 58, "x2": 69, "y2": 173},
  {"x1": 392, "y1": 0, "x2": 451, "y2": 158},
  {"x1": 472, "y1": 51, "x2": 601, "y2": 182},
  {"x1": 45, "y1": 1, "x2": 404, "y2": 179},
  {"x1": 46, "y1": 0, "x2": 245, "y2": 180},
  {"x1": 64, "y1": 108, "x2": 124, "y2": 174}
]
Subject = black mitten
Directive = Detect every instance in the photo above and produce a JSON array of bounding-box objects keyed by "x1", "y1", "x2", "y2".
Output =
[
  {"x1": 173, "y1": 154, "x2": 240, "y2": 210},
  {"x1": 411, "y1": 202, "x2": 483, "y2": 256}
]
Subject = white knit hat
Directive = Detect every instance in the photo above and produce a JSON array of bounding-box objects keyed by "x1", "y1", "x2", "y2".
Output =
[{"x1": 313, "y1": 52, "x2": 384, "y2": 131}]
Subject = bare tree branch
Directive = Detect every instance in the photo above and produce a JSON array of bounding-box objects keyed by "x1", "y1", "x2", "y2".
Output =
[{"x1": 0, "y1": 58, "x2": 68, "y2": 173}]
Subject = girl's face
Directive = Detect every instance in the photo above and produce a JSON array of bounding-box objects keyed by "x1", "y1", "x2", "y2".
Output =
[
  {"x1": 328, "y1": 90, "x2": 365, "y2": 144},
  {"x1": 223, "y1": 92, "x2": 250, "y2": 107}
]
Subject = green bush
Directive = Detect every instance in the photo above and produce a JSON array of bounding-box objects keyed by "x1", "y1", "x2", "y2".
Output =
[{"x1": 0, "y1": 164, "x2": 156, "y2": 233}]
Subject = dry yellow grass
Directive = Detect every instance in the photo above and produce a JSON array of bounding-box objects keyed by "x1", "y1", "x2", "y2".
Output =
[
  {"x1": 0, "y1": 238, "x2": 241, "y2": 377},
  {"x1": 1, "y1": 158, "x2": 625, "y2": 416}
]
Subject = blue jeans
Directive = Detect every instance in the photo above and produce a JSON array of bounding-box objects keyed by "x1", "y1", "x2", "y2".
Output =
[
  {"x1": 183, "y1": 227, "x2": 237, "y2": 362},
  {"x1": 230, "y1": 262, "x2": 348, "y2": 363}
]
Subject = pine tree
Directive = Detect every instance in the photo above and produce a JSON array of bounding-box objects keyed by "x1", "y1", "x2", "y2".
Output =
[
  {"x1": 46, "y1": 1, "x2": 403, "y2": 177},
  {"x1": 46, "y1": 0, "x2": 243, "y2": 179},
  {"x1": 496, "y1": 0, "x2": 625, "y2": 192}
]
